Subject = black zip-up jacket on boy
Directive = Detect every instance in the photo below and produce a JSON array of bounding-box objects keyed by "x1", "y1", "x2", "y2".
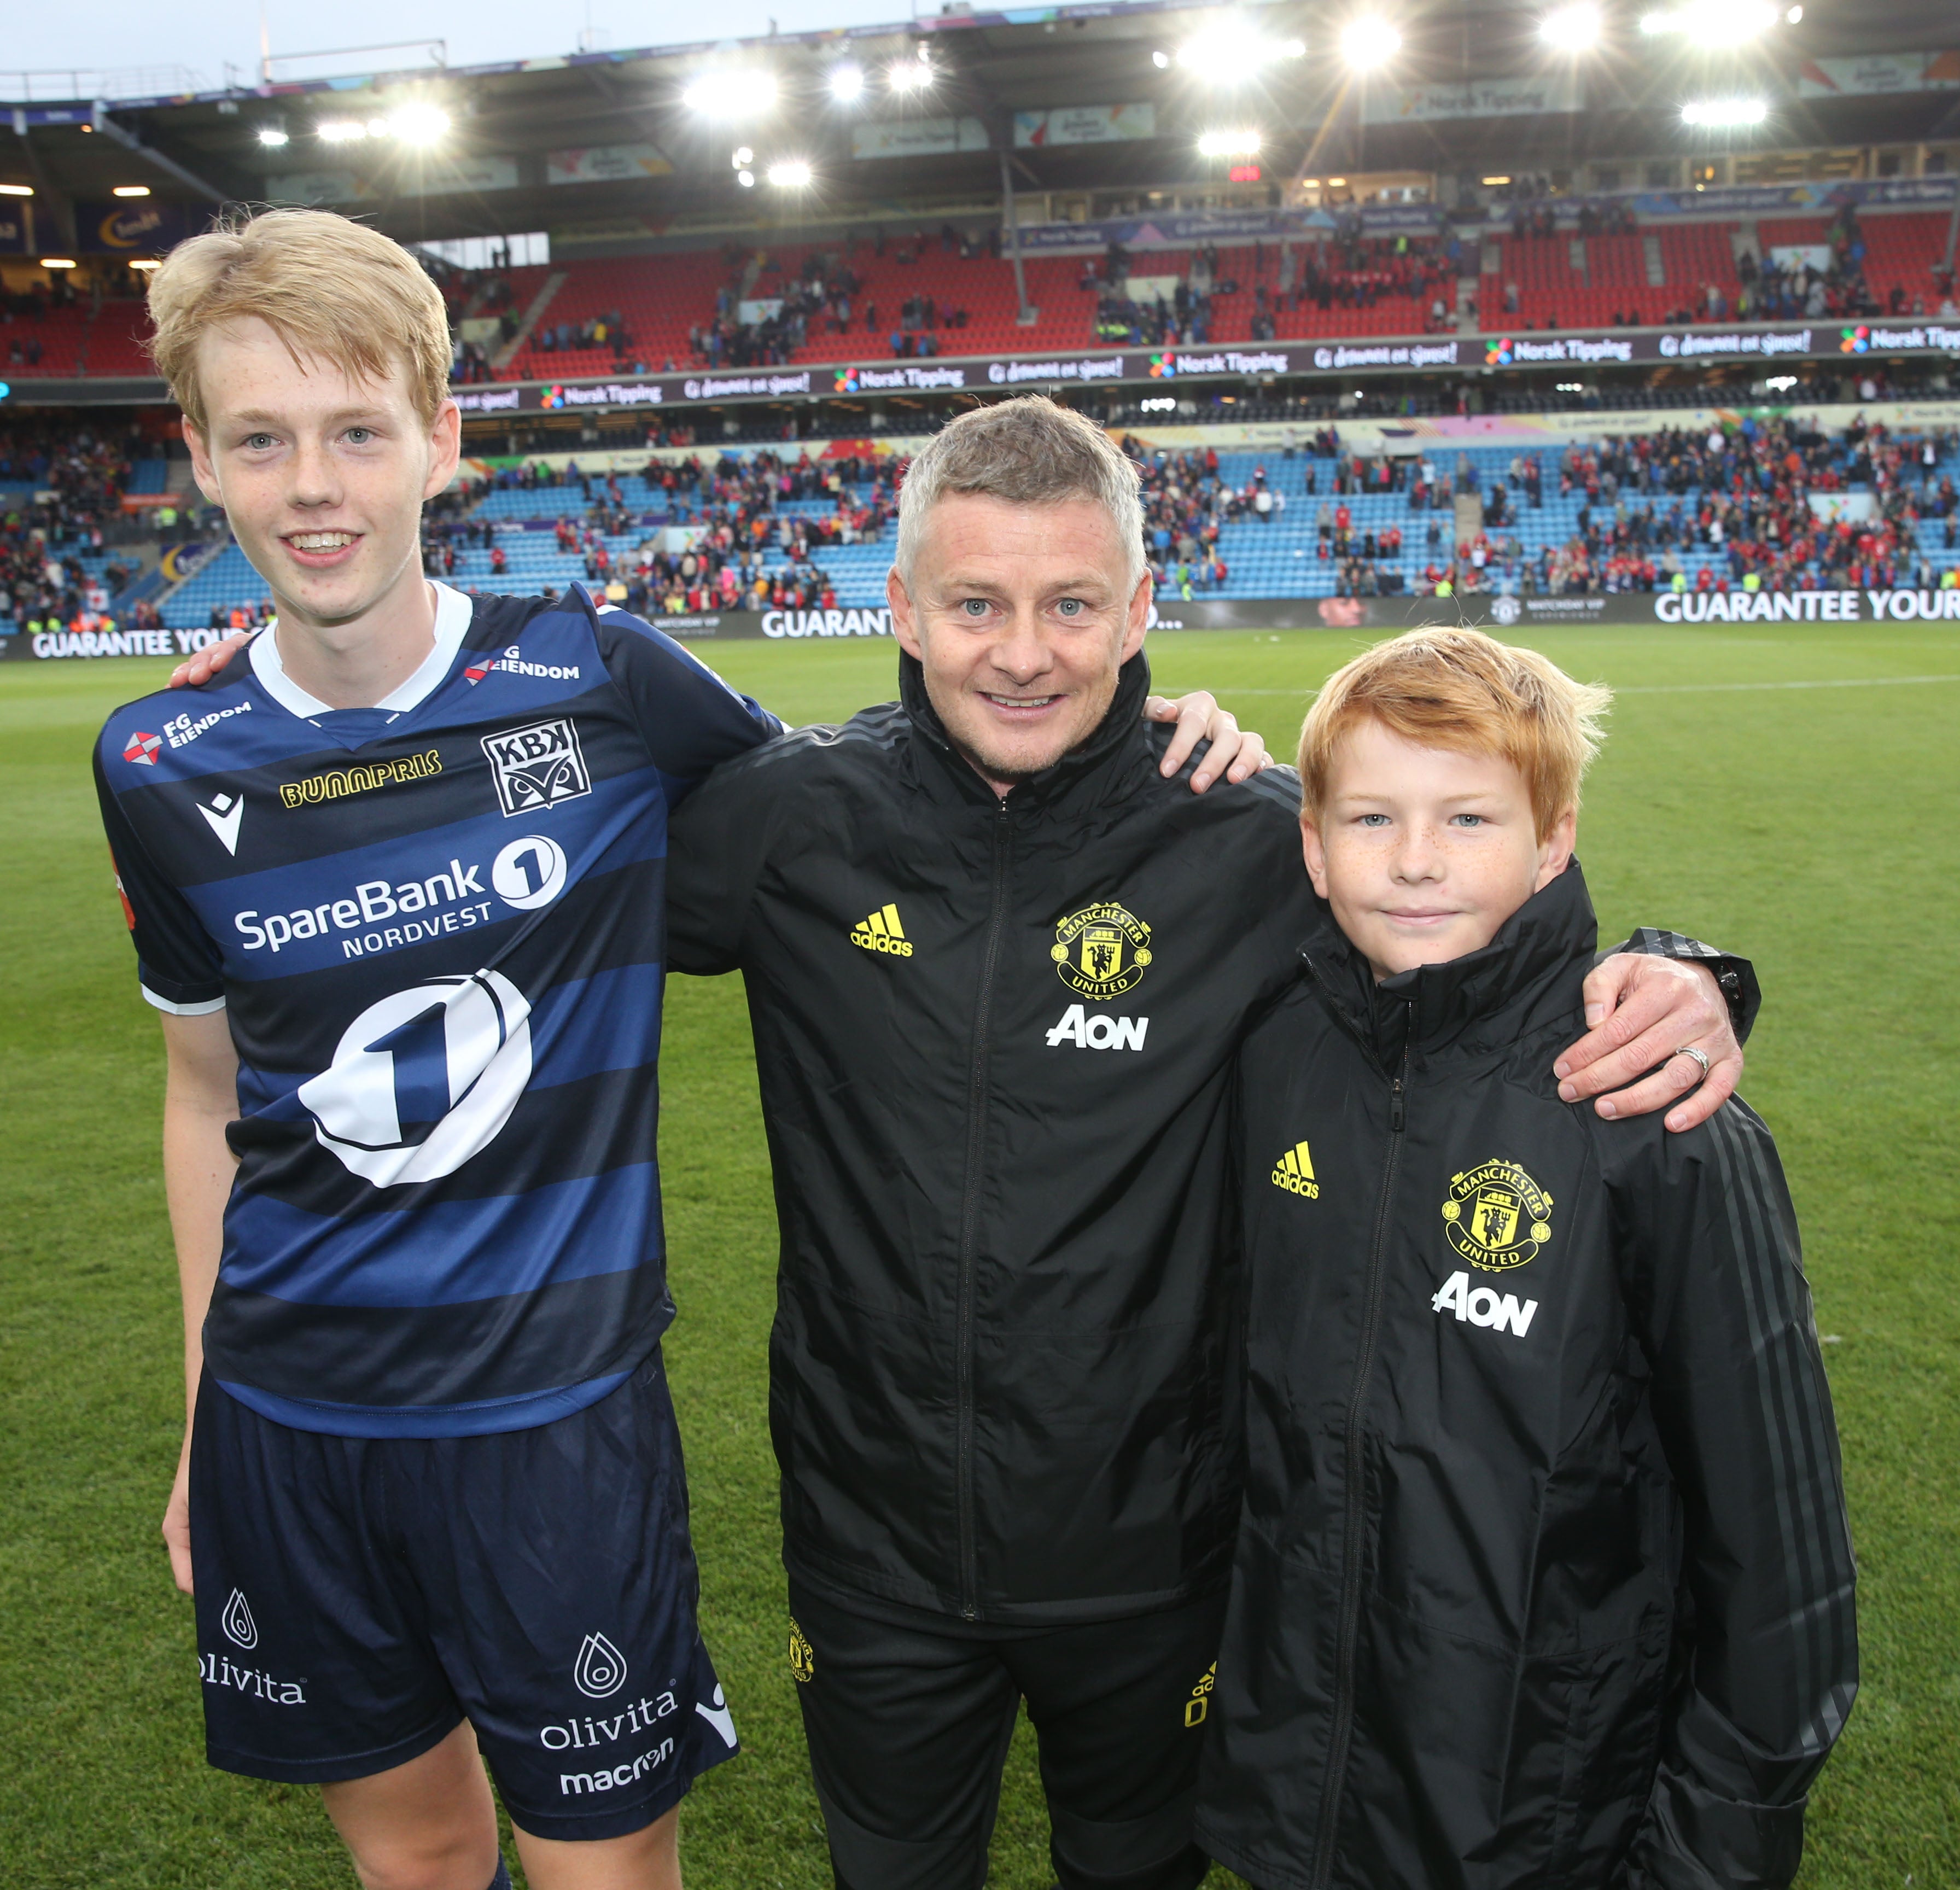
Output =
[
  {"x1": 666, "y1": 656, "x2": 1751, "y2": 1629},
  {"x1": 1194, "y1": 861, "x2": 1856, "y2": 1890}
]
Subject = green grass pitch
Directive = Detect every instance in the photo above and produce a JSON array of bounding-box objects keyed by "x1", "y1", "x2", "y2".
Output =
[{"x1": 1, "y1": 622, "x2": 1954, "y2": 1888}]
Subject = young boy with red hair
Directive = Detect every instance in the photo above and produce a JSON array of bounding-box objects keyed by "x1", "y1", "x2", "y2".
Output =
[{"x1": 1195, "y1": 628, "x2": 1857, "y2": 1890}]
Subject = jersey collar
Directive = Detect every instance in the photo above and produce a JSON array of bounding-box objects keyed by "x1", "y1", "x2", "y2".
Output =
[{"x1": 248, "y1": 582, "x2": 472, "y2": 725}]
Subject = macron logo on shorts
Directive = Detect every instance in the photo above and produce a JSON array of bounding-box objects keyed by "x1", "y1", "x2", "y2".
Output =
[{"x1": 696, "y1": 1683, "x2": 737, "y2": 1749}]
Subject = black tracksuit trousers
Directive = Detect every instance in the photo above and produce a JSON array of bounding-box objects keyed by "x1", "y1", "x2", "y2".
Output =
[{"x1": 789, "y1": 1582, "x2": 1224, "y2": 1890}]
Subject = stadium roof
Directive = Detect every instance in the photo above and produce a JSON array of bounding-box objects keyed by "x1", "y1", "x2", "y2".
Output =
[{"x1": 6, "y1": 0, "x2": 1960, "y2": 251}]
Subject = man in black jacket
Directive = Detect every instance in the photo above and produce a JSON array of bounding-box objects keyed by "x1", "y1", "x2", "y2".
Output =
[{"x1": 663, "y1": 399, "x2": 1746, "y2": 1890}]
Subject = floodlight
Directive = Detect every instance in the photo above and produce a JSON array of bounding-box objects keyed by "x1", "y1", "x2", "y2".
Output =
[
  {"x1": 1482, "y1": 174, "x2": 1513, "y2": 185},
  {"x1": 829, "y1": 63, "x2": 865, "y2": 102},
  {"x1": 737, "y1": 170, "x2": 755, "y2": 188},
  {"x1": 1785, "y1": 4, "x2": 1801, "y2": 18},
  {"x1": 888, "y1": 55, "x2": 932, "y2": 92},
  {"x1": 0, "y1": 183, "x2": 33, "y2": 196},
  {"x1": 1339, "y1": 18, "x2": 1401, "y2": 70},
  {"x1": 390, "y1": 103, "x2": 450, "y2": 145},
  {"x1": 1198, "y1": 130, "x2": 1262, "y2": 158},
  {"x1": 732, "y1": 146, "x2": 755, "y2": 167},
  {"x1": 1539, "y1": 3, "x2": 1601, "y2": 51},
  {"x1": 129, "y1": 258, "x2": 162, "y2": 270},
  {"x1": 256, "y1": 125, "x2": 289, "y2": 147},
  {"x1": 113, "y1": 184, "x2": 152, "y2": 198},
  {"x1": 1765, "y1": 374, "x2": 1798, "y2": 389},
  {"x1": 317, "y1": 120, "x2": 367, "y2": 142},
  {"x1": 1642, "y1": 0, "x2": 1775, "y2": 42},
  {"x1": 1681, "y1": 96, "x2": 1768, "y2": 125},
  {"x1": 1177, "y1": 22, "x2": 1298, "y2": 80},
  {"x1": 768, "y1": 159, "x2": 813, "y2": 187},
  {"x1": 684, "y1": 71, "x2": 777, "y2": 115},
  {"x1": 40, "y1": 258, "x2": 77, "y2": 269},
  {"x1": 1152, "y1": 49, "x2": 1170, "y2": 67}
]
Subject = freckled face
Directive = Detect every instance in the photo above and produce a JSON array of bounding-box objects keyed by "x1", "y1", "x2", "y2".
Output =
[
  {"x1": 1303, "y1": 720, "x2": 1576, "y2": 981},
  {"x1": 183, "y1": 317, "x2": 457, "y2": 631}
]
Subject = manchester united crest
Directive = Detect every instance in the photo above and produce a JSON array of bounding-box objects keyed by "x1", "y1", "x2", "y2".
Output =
[
  {"x1": 1051, "y1": 901, "x2": 1153, "y2": 999},
  {"x1": 788, "y1": 1617, "x2": 815, "y2": 1684},
  {"x1": 1441, "y1": 1159, "x2": 1553, "y2": 1272}
]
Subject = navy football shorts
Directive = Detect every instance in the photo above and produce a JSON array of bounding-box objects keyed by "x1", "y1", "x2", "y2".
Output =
[{"x1": 187, "y1": 1350, "x2": 738, "y2": 1841}]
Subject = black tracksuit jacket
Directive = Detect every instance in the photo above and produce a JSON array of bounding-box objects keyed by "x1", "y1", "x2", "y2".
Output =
[
  {"x1": 1193, "y1": 862, "x2": 1856, "y2": 1890},
  {"x1": 666, "y1": 653, "x2": 1316, "y2": 1624},
  {"x1": 665, "y1": 655, "x2": 1746, "y2": 1632}
]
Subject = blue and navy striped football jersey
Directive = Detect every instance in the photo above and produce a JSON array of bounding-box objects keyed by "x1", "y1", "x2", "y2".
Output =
[{"x1": 94, "y1": 583, "x2": 781, "y2": 1438}]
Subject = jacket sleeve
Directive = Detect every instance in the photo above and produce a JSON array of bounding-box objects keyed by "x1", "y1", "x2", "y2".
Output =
[
  {"x1": 1609, "y1": 1100, "x2": 1857, "y2": 1890},
  {"x1": 591, "y1": 603, "x2": 784, "y2": 802},
  {"x1": 1605, "y1": 926, "x2": 1760, "y2": 1043},
  {"x1": 663, "y1": 736, "x2": 810, "y2": 977}
]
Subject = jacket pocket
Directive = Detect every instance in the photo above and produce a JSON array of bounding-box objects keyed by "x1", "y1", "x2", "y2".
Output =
[{"x1": 1335, "y1": 1601, "x2": 1667, "y2": 1889}]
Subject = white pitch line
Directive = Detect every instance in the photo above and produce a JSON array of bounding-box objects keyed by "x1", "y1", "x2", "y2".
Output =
[
  {"x1": 1617, "y1": 674, "x2": 1960, "y2": 695},
  {"x1": 1206, "y1": 674, "x2": 1960, "y2": 697}
]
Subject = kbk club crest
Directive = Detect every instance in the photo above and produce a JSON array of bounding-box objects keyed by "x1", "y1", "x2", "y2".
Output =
[
  {"x1": 1441, "y1": 1159, "x2": 1553, "y2": 1272},
  {"x1": 480, "y1": 716, "x2": 593, "y2": 817},
  {"x1": 1051, "y1": 901, "x2": 1152, "y2": 1000}
]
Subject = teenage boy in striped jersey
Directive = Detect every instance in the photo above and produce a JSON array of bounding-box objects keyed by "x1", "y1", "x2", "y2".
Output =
[{"x1": 103, "y1": 211, "x2": 1263, "y2": 1890}]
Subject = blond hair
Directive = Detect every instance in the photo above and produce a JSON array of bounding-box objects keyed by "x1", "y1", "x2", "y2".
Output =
[
  {"x1": 146, "y1": 208, "x2": 452, "y2": 434},
  {"x1": 1298, "y1": 626, "x2": 1612, "y2": 841},
  {"x1": 896, "y1": 397, "x2": 1145, "y2": 591}
]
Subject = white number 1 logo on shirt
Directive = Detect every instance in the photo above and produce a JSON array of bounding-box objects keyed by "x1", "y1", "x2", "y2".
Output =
[{"x1": 297, "y1": 970, "x2": 533, "y2": 1186}]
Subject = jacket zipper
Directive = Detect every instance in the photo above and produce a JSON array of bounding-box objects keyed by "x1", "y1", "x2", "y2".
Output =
[
  {"x1": 953, "y1": 799, "x2": 1013, "y2": 1620},
  {"x1": 1310, "y1": 1010, "x2": 1412, "y2": 1889}
]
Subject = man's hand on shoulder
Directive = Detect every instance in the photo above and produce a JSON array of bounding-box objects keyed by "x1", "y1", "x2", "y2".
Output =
[
  {"x1": 1556, "y1": 955, "x2": 1742, "y2": 1134},
  {"x1": 1144, "y1": 691, "x2": 1275, "y2": 793},
  {"x1": 167, "y1": 631, "x2": 250, "y2": 690}
]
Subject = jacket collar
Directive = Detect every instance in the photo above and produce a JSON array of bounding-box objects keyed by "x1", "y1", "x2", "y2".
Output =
[
  {"x1": 899, "y1": 648, "x2": 1156, "y2": 814},
  {"x1": 1304, "y1": 858, "x2": 1601, "y2": 1067}
]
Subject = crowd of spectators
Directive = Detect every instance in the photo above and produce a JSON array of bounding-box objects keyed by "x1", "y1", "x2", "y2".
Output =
[
  {"x1": 0, "y1": 421, "x2": 155, "y2": 629},
  {"x1": 611, "y1": 446, "x2": 902, "y2": 615},
  {"x1": 1087, "y1": 226, "x2": 1467, "y2": 347},
  {"x1": 1290, "y1": 222, "x2": 1462, "y2": 333},
  {"x1": 1088, "y1": 241, "x2": 1226, "y2": 346},
  {"x1": 1503, "y1": 189, "x2": 1640, "y2": 241},
  {"x1": 1427, "y1": 417, "x2": 1958, "y2": 597},
  {"x1": 1126, "y1": 437, "x2": 1291, "y2": 594},
  {"x1": 421, "y1": 447, "x2": 905, "y2": 616},
  {"x1": 689, "y1": 242, "x2": 976, "y2": 369},
  {"x1": 1730, "y1": 206, "x2": 1957, "y2": 325},
  {"x1": 1126, "y1": 414, "x2": 1959, "y2": 600},
  {"x1": 538, "y1": 310, "x2": 639, "y2": 363}
]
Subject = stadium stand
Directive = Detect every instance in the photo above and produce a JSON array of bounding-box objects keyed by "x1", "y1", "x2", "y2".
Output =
[
  {"x1": 471, "y1": 204, "x2": 1960, "y2": 386},
  {"x1": 99, "y1": 418, "x2": 1959, "y2": 628},
  {"x1": 2, "y1": 300, "x2": 90, "y2": 377},
  {"x1": 80, "y1": 298, "x2": 162, "y2": 378}
]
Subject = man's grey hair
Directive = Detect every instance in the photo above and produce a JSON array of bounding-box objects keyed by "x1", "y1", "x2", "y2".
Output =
[{"x1": 895, "y1": 397, "x2": 1147, "y2": 594}]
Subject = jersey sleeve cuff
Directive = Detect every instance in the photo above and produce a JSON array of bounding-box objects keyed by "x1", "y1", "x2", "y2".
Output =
[{"x1": 141, "y1": 984, "x2": 227, "y2": 1016}]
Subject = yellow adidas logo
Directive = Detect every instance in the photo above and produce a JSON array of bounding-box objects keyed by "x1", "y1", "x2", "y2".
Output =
[
  {"x1": 1271, "y1": 1141, "x2": 1320, "y2": 1199},
  {"x1": 850, "y1": 902, "x2": 914, "y2": 958}
]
